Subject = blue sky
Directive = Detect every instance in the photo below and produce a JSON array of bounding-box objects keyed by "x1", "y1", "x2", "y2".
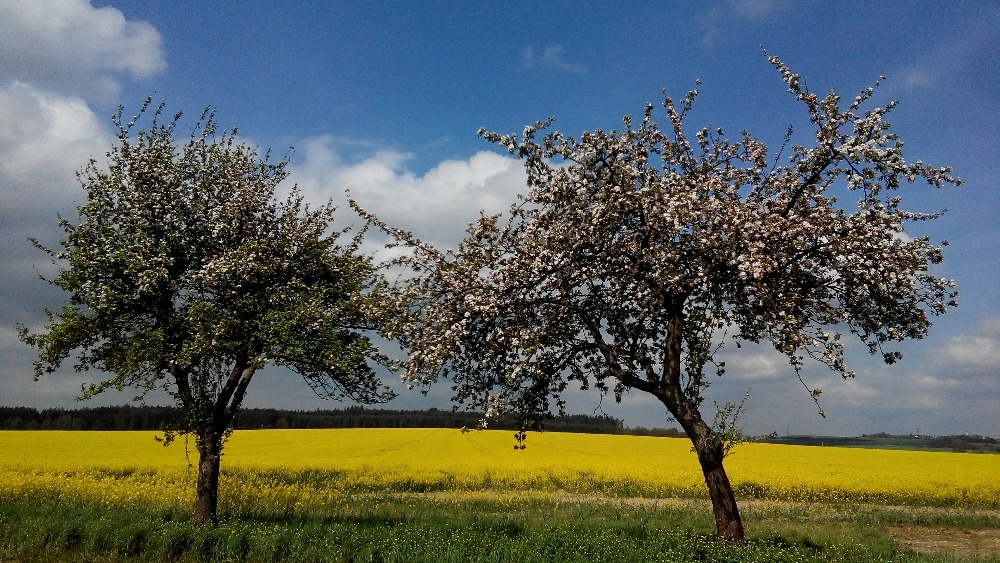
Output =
[{"x1": 1, "y1": 1, "x2": 997, "y2": 437}]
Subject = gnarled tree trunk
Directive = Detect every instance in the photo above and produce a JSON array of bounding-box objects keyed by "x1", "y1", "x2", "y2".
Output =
[
  {"x1": 694, "y1": 440, "x2": 744, "y2": 542},
  {"x1": 194, "y1": 430, "x2": 222, "y2": 526},
  {"x1": 660, "y1": 310, "x2": 745, "y2": 542},
  {"x1": 664, "y1": 405, "x2": 745, "y2": 542},
  {"x1": 180, "y1": 361, "x2": 256, "y2": 526}
]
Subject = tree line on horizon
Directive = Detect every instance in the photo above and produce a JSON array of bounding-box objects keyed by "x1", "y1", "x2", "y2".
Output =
[
  {"x1": 0, "y1": 405, "x2": 684, "y2": 437},
  {"x1": 768, "y1": 432, "x2": 1000, "y2": 453}
]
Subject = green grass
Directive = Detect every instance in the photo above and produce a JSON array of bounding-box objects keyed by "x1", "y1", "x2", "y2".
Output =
[{"x1": 3, "y1": 493, "x2": 997, "y2": 562}]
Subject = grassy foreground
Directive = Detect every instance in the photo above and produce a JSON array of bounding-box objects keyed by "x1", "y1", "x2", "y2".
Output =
[
  {"x1": 3, "y1": 492, "x2": 999, "y2": 562},
  {"x1": 2, "y1": 429, "x2": 999, "y2": 561}
]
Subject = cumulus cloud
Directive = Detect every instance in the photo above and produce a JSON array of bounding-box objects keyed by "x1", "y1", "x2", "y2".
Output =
[
  {"x1": 0, "y1": 81, "x2": 114, "y2": 403},
  {"x1": 0, "y1": 84, "x2": 109, "y2": 318},
  {"x1": 940, "y1": 318, "x2": 1000, "y2": 370},
  {"x1": 0, "y1": 81, "x2": 113, "y2": 266},
  {"x1": 521, "y1": 45, "x2": 588, "y2": 75},
  {"x1": 0, "y1": 82, "x2": 110, "y2": 215},
  {"x1": 288, "y1": 135, "x2": 527, "y2": 250},
  {"x1": 718, "y1": 342, "x2": 787, "y2": 381},
  {"x1": 0, "y1": 1, "x2": 165, "y2": 408},
  {"x1": 0, "y1": 0, "x2": 166, "y2": 100}
]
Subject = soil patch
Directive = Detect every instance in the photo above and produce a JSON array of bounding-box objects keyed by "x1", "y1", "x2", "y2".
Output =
[{"x1": 889, "y1": 525, "x2": 1000, "y2": 559}]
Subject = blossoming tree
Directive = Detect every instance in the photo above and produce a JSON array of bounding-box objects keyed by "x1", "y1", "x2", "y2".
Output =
[
  {"x1": 360, "y1": 56, "x2": 959, "y2": 541},
  {"x1": 20, "y1": 101, "x2": 394, "y2": 525}
]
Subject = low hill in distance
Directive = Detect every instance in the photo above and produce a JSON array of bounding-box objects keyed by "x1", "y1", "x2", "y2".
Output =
[{"x1": 762, "y1": 432, "x2": 1000, "y2": 453}]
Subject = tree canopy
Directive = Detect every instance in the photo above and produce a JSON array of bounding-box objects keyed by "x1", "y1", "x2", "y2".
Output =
[
  {"x1": 360, "y1": 55, "x2": 959, "y2": 541},
  {"x1": 19, "y1": 100, "x2": 394, "y2": 524}
]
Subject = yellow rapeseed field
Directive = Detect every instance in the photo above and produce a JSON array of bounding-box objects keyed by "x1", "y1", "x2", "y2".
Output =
[{"x1": 2, "y1": 429, "x2": 998, "y2": 512}]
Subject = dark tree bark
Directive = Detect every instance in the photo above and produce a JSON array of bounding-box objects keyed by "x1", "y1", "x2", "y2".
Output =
[
  {"x1": 182, "y1": 361, "x2": 256, "y2": 526},
  {"x1": 696, "y1": 441, "x2": 744, "y2": 542},
  {"x1": 662, "y1": 402, "x2": 745, "y2": 542},
  {"x1": 660, "y1": 308, "x2": 745, "y2": 542},
  {"x1": 194, "y1": 429, "x2": 222, "y2": 526}
]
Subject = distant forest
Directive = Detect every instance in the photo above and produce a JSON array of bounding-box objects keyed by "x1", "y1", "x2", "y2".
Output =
[
  {"x1": 764, "y1": 432, "x2": 1000, "y2": 453},
  {"x1": 0, "y1": 405, "x2": 682, "y2": 437}
]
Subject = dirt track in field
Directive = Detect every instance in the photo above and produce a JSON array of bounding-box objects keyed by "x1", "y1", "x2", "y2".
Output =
[{"x1": 888, "y1": 526, "x2": 1000, "y2": 559}]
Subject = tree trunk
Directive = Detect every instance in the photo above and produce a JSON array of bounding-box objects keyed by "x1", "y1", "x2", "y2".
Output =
[
  {"x1": 694, "y1": 442, "x2": 745, "y2": 542},
  {"x1": 660, "y1": 393, "x2": 745, "y2": 541},
  {"x1": 666, "y1": 408, "x2": 747, "y2": 542},
  {"x1": 194, "y1": 434, "x2": 222, "y2": 526},
  {"x1": 658, "y1": 307, "x2": 744, "y2": 542}
]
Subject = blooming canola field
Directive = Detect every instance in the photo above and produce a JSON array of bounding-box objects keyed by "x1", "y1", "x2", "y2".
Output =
[{"x1": 2, "y1": 429, "x2": 998, "y2": 513}]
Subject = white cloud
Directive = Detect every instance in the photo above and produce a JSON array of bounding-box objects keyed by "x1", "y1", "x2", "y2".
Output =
[
  {"x1": 940, "y1": 318, "x2": 1000, "y2": 370},
  {"x1": 0, "y1": 1, "x2": 163, "y2": 409},
  {"x1": 721, "y1": 343, "x2": 788, "y2": 381},
  {"x1": 912, "y1": 373, "x2": 961, "y2": 389},
  {"x1": 0, "y1": 0, "x2": 166, "y2": 100},
  {"x1": 0, "y1": 81, "x2": 111, "y2": 376},
  {"x1": 818, "y1": 376, "x2": 879, "y2": 404},
  {"x1": 0, "y1": 81, "x2": 110, "y2": 218},
  {"x1": 289, "y1": 135, "x2": 527, "y2": 250},
  {"x1": 521, "y1": 45, "x2": 588, "y2": 75}
]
